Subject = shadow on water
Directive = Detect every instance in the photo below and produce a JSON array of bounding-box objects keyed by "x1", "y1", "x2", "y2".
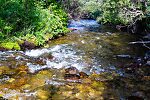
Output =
[{"x1": 0, "y1": 19, "x2": 149, "y2": 99}]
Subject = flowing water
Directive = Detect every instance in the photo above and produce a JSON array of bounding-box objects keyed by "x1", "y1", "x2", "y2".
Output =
[{"x1": 0, "y1": 20, "x2": 149, "y2": 100}]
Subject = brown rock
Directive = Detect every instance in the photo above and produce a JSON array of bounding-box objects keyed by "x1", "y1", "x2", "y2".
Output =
[
  {"x1": 21, "y1": 41, "x2": 36, "y2": 50},
  {"x1": 0, "y1": 47, "x2": 7, "y2": 51},
  {"x1": 79, "y1": 72, "x2": 88, "y2": 78},
  {"x1": 65, "y1": 67, "x2": 79, "y2": 75}
]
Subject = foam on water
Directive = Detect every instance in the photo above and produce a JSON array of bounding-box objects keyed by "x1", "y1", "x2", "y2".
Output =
[
  {"x1": 25, "y1": 49, "x2": 51, "y2": 57},
  {"x1": 25, "y1": 44, "x2": 89, "y2": 73}
]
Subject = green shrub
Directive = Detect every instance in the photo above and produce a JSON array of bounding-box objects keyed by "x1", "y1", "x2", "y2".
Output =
[
  {"x1": 0, "y1": 0, "x2": 69, "y2": 49},
  {"x1": 100, "y1": 0, "x2": 132, "y2": 24},
  {"x1": 98, "y1": 0, "x2": 149, "y2": 25}
]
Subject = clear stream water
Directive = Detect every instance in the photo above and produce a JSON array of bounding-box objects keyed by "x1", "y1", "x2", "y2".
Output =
[{"x1": 0, "y1": 20, "x2": 149, "y2": 100}]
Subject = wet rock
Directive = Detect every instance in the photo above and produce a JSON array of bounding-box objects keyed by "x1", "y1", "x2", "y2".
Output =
[
  {"x1": 16, "y1": 65, "x2": 28, "y2": 72},
  {"x1": 79, "y1": 72, "x2": 88, "y2": 78},
  {"x1": 34, "y1": 58, "x2": 46, "y2": 65},
  {"x1": 0, "y1": 66, "x2": 16, "y2": 75},
  {"x1": 63, "y1": 91, "x2": 73, "y2": 98},
  {"x1": 21, "y1": 41, "x2": 36, "y2": 50},
  {"x1": 21, "y1": 84, "x2": 31, "y2": 90},
  {"x1": 64, "y1": 67, "x2": 89, "y2": 80},
  {"x1": 0, "y1": 47, "x2": 7, "y2": 51},
  {"x1": 7, "y1": 78, "x2": 15, "y2": 83},
  {"x1": 75, "y1": 84, "x2": 104, "y2": 100},
  {"x1": 89, "y1": 73, "x2": 113, "y2": 82},
  {"x1": 64, "y1": 74, "x2": 80, "y2": 80},
  {"x1": 2, "y1": 76, "x2": 29, "y2": 89},
  {"x1": 65, "y1": 67, "x2": 79, "y2": 75},
  {"x1": 29, "y1": 70, "x2": 52, "y2": 90}
]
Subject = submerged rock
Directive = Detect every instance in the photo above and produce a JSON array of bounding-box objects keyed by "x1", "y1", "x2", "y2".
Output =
[
  {"x1": 64, "y1": 74, "x2": 80, "y2": 80},
  {"x1": 36, "y1": 89, "x2": 50, "y2": 100}
]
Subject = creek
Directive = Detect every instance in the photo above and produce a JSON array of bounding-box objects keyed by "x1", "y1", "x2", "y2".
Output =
[{"x1": 0, "y1": 19, "x2": 149, "y2": 100}]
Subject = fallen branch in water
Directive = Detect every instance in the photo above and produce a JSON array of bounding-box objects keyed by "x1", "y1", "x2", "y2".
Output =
[
  {"x1": 129, "y1": 40, "x2": 150, "y2": 49},
  {"x1": 140, "y1": 39, "x2": 150, "y2": 50},
  {"x1": 129, "y1": 41, "x2": 150, "y2": 44}
]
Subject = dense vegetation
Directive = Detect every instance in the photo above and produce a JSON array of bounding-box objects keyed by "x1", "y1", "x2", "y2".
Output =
[
  {"x1": 0, "y1": 0, "x2": 69, "y2": 50},
  {"x1": 61, "y1": 0, "x2": 150, "y2": 33},
  {"x1": 60, "y1": 0, "x2": 102, "y2": 19},
  {"x1": 99, "y1": 0, "x2": 145, "y2": 24}
]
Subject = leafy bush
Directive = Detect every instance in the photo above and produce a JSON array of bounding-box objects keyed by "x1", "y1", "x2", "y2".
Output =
[
  {"x1": 0, "y1": 0, "x2": 69, "y2": 49},
  {"x1": 99, "y1": 0, "x2": 145, "y2": 25},
  {"x1": 21, "y1": 4, "x2": 69, "y2": 45}
]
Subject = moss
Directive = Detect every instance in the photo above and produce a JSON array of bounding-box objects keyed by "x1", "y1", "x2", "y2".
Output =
[{"x1": 0, "y1": 42, "x2": 20, "y2": 50}]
